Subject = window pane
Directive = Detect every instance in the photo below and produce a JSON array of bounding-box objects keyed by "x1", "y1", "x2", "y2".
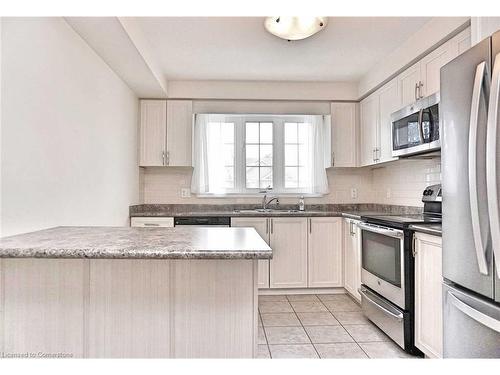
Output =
[
  {"x1": 221, "y1": 122, "x2": 234, "y2": 143},
  {"x1": 223, "y1": 144, "x2": 234, "y2": 166},
  {"x1": 285, "y1": 144, "x2": 298, "y2": 166},
  {"x1": 246, "y1": 122, "x2": 259, "y2": 143},
  {"x1": 246, "y1": 167, "x2": 259, "y2": 188},
  {"x1": 260, "y1": 145, "x2": 273, "y2": 167},
  {"x1": 260, "y1": 167, "x2": 273, "y2": 189},
  {"x1": 246, "y1": 145, "x2": 259, "y2": 166},
  {"x1": 285, "y1": 122, "x2": 298, "y2": 143},
  {"x1": 285, "y1": 167, "x2": 298, "y2": 188},
  {"x1": 260, "y1": 122, "x2": 273, "y2": 143},
  {"x1": 298, "y1": 144, "x2": 308, "y2": 166},
  {"x1": 298, "y1": 123, "x2": 309, "y2": 144},
  {"x1": 224, "y1": 166, "x2": 234, "y2": 188},
  {"x1": 298, "y1": 167, "x2": 308, "y2": 188}
]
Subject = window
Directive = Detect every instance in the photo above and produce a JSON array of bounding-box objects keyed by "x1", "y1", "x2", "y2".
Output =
[{"x1": 192, "y1": 114, "x2": 329, "y2": 196}]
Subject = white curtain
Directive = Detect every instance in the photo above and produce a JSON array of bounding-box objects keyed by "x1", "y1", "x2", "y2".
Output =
[
  {"x1": 191, "y1": 114, "x2": 230, "y2": 195},
  {"x1": 303, "y1": 115, "x2": 329, "y2": 195}
]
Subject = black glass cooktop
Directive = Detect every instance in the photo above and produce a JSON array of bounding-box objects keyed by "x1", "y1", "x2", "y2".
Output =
[{"x1": 361, "y1": 213, "x2": 442, "y2": 229}]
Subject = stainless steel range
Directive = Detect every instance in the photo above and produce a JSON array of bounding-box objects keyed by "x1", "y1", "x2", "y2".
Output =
[{"x1": 358, "y1": 184, "x2": 442, "y2": 355}]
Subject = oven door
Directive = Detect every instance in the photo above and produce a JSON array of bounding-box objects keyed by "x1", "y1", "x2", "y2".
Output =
[{"x1": 358, "y1": 222, "x2": 406, "y2": 309}]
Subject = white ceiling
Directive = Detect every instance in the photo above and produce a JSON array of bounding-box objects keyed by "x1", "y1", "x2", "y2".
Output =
[{"x1": 135, "y1": 17, "x2": 432, "y2": 82}]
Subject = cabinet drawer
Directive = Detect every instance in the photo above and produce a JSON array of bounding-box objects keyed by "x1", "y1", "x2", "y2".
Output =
[{"x1": 130, "y1": 217, "x2": 174, "y2": 227}]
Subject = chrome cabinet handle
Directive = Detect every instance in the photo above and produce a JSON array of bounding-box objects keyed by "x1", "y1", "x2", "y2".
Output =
[
  {"x1": 144, "y1": 223, "x2": 160, "y2": 227},
  {"x1": 166, "y1": 151, "x2": 170, "y2": 166},
  {"x1": 266, "y1": 218, "x2": 269, "y2": 234},
  {"x1": 414, "y1": 82, "x2": 418, "y2": 101},
  {"x1": 448, "y1": 291, "x2": 500, "y2": 333},
  {"x1": 470, "y1": 61, "x2": 490, "y2": 275},
  {"x1": 332, "y1": 152, "x2": 335, "y2": 167},
  {"x1": 418, "y1": 81, "x2": 424, "y2": 99},
  {"x1": 412, "y1": 235, "x2": 417, "y2": 257},
  {"x1": 372, "y1": 148, "x2": 376, "y2": 162},
  {"x1": 162, "y1": 151, "x2": 166, "y2": 166},
  {"x1": 359, "y1": 287, "x2": 404, "y2": 320},
  {"x1": 270, "y1": 218, "x2": 273, "y2": 234},
  {"x1": 487, "y1": 53, "x2": 500, "y2": 278}
]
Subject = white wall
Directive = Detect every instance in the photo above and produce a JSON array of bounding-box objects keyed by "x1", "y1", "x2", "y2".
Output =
[
  {"x1": 167, "y1": 80, "x2": 358, "y2": 101},
  {"x1": 1, "y1": 18, "x2": 140, "y2": 236}
]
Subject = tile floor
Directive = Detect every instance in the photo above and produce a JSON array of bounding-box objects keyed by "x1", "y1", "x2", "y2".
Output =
[{"x1": 257, "y1": 293, "x2": 414, "y2": 359}]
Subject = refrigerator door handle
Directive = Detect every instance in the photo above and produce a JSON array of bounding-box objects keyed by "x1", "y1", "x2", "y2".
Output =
[
  {"x1": 469, "y1": 61, "x2": 490, "y2": 275},
  {"x1": 487, "y1": 53, "x2": 500, "y2": 279},
  {"x1": 448, "y1": 291, "x2": 500, "y2": 333}
]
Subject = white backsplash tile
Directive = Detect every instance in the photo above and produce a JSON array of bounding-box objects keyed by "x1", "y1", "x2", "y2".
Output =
[{"x1": 140, "y1": 158, "x2": 441, "y2": 207}]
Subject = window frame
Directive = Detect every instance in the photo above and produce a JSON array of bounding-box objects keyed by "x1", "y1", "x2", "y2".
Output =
[{"x1": 195, "y1": 114, "x2": 328, "y2": 197}]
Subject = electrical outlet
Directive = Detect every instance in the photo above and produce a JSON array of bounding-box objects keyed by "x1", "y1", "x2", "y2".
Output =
[
  {"x1": 350, "y1": 187, "x2": 358, "y2": 200},
  {"x1": 386, "y1": 188, "x2": 391, "y2": 199},
  {"x1": 180, "y1": 188, "x2": 191, "y2": 198}
]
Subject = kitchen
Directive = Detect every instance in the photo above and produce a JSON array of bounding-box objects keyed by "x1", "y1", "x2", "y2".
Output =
[{"x1": 1, "y1": 3, "x2": 500, "y2": 366}]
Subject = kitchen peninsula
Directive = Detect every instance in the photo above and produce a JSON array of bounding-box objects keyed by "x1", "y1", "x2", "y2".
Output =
[{"x1": 0, "y1": 226, "x2": 271, "y2": 358}]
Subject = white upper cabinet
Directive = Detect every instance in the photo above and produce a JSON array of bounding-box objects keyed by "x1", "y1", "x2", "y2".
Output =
[
  {"x1": 377, "y1": 78, "x2": 400, "y2": 163},
  {"x1": 359, "y1": 93, "x2": 379, "y2": 167},
  {"x1": 307, "y1": 217, "x2": 343, "y2": 288},
  {"x1": 330, "y1": 103, "x2": 358, "y2": 168},
  {"x1": 139, "y1": 100, "x2": 167, "y2": 166},
  {"x1": 166, "y1": 100, "x2": 193, "y2": 166},
  {"x1": 419, "y1": 40, "x2": 457, "y2": 98},
  {"x1": 398, "y1": 62, "x2": 421, "y2": 107},
  {"x1": 454, "y1": 28, "x2": 471, "y2": 55},
  {"x1": 139, "y1": 99, "x2": 193, "y2": 167}
]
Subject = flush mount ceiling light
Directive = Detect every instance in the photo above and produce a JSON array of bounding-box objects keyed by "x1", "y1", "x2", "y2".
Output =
[{"x1": 264, "y1": 16, "x2": 328, "y2": 41}]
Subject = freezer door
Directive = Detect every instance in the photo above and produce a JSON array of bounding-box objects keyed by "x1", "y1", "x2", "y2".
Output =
[
  {"x1": 490, "y1": 30, "x2": 500, "y2": 303},
  {"x1": 443, "y1": 283, "x2": 500, "y2": 358},
  {"x1": 441, "y1": 37, "x2": 494, "y2": 298}
]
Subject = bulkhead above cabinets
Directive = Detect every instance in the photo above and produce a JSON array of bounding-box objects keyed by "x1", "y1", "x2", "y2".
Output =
[{"x1": 139, "y1": 99, "x2": 193, "y2": 167}]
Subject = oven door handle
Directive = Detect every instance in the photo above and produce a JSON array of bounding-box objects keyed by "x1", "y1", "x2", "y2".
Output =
[
  {"x1": 359, "y1": 287, "x2": 404, "y2": 321},
  {"x1": 357, "y1": 223, "x2": 403, "y2": 238}
]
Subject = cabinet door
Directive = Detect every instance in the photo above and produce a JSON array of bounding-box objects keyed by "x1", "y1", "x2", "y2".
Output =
[
  {"x1": 398, "y1": 62, "x2": 420, "y2": 107},
  {"x1": 308, "y1": 217, "x2": 343, "y2": 288},
  {"x1": 343, "y1": 219, "x2": 361, "y2": 302},
  {"x1": 455, "y1": 28, "x2": 471, "y2": 56},
  {"x1": 330, "y1": 103, "x2": 358, "y2": 167},
  {"x1": 414, "y1": 233, "x2": 443, "y2": 358},
  {"x1": 419, "y1": 41, "x2": 456, "y2": 98},
  {"x1": 139, "y1": 100, "x2": 166, "y2": 166},
  {"x1": 359, "y1": 94, "x2": 378, "y2": 167},
  {"x1": 269, "y1": 217, "x2": 308, "y2": 289},
  {"x1": 166, "y1": 100, "x2": 193, "y2": 166},
  {"x1": 231, "y1": 217, "x2": 270, "y2": 289},
  {"x1": 377, "y1": 78, "x2": 399, "y2": 163}
]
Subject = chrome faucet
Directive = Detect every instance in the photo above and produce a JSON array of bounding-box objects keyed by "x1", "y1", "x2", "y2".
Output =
[{"x1": 262, "y1": 195, "x2": 279, "y2": 210}]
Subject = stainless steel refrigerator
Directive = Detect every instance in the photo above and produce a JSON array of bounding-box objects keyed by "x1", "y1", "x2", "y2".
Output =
[{"x1": 441, "y1": 30, "x2": 500, "y2": 358}]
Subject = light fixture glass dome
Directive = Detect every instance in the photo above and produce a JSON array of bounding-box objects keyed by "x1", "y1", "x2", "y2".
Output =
[{"x1": 264, "y1": 16, "x2": 328, "y2": 41}]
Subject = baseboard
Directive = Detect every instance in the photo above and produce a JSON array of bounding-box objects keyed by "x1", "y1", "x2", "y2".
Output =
[{"x1": 258, "y1": 287, "x2": 346, "y2": 295}]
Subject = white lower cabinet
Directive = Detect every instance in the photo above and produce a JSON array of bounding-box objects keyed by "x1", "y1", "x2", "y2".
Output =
[
  {"x1": 231, "y1": 217, "x2": 270, "y2": 289},
  {"x1": 414, "y1": 232, "x2": 443, "y2": 358},
  {"x1": 343, "y1": 218, "x2": 362, "y2": 302},
  {"x1": 308, "y1": 217, "x2": 343, "y2": 288},
  {"x1": 269, "y1": 217, "x2": 308, "y2": 289}
]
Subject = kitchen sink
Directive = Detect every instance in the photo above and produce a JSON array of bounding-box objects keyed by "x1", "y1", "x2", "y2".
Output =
[{"x1": 233, "y1": 209, "x2": 301, "y2": 214}]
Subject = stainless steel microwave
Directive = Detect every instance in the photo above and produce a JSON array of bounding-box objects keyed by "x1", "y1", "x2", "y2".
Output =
[{"x1": 391, "y1": 92, "x2": 440, "y2": 157}]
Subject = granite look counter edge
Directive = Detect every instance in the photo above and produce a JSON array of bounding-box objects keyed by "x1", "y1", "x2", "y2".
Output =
[
  {"x1": 0, "y1": 226, "x2": 273, "y2": 260},
  {"x1": 129, "y1": 203, "x2": 423, "y2": 219},
  {"x1": 408, "y1": 224, "x2": 442, "y2": 237}
]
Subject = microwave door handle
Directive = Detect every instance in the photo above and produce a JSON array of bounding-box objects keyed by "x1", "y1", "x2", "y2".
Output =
[
  {"x1": 469, "y1": 61, "x2": 490, "y2": 276},
  {"x1": 487, "y1": 53, "x2": 500, "y2": 279},
  {"x1": 417, "y1": 108, "x2": 425, "y2": 143}
]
